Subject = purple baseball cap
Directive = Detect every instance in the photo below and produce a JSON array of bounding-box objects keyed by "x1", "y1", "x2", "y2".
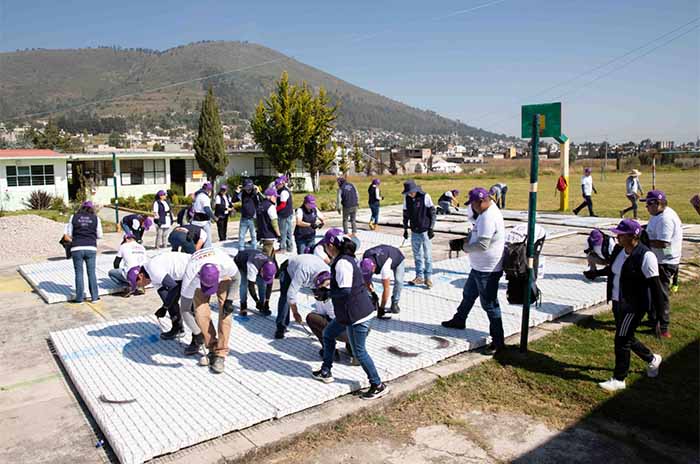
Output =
[
  {"x1": 584, "y1": 167, "x2": 592, "y2": 174},
  {"x1": 199, "y1": 263, "x2": 219, "y2": 297},
  {"x1": 641, "y1": 190, "x2": 666, "y2": 203},
  {"x1": 313, "y1": 270, "x2": 331, "y2": 288},
  {"x1": 589, "y1": 229, "x2": 603, "y2": 246},
  {"x1": 465, "y1": 187, "x2": 489, "y2": 205},
  {"x1": 610, "y1": 219, "x2": 642, "y2": 236},
  {"x1": 360, "y1": 258, "x2": 376, "y2": 282},
  {"x1": 242, "y1": 178, "x2": 254, "y2": 188},
  {"x1": 336, "y1": 177, "x2": 346, "y2": 185},
  {"x1": 202, "y1": 182, "x2": 213, "y2": 191},
  {"x1": 142, "y1": 217, "x2": 153, "y2": 230},
  {"x1": 127, "y1": 266, "x2": 142, "y2": 290},
  {"x1": 319, "y1": 228, "x2": 343, "y2": 245},
  {"x1": 303, "y1": 194, "x2": 317, "y2": 208},
  {"x1": 156, "y1": 190, "x2": 166, "y2": 197},
  {"x1": 82, "y1": 200, "x2": 94, "y2": 209},
  {"x1": 220, "y1": 184, "x2": 228, "y2": 191},
  {"x1": 372, "y1": 178, "x2": 381, "y2": 185},
  {"x1": 274, "y1": 175, "x2": 287, "y2": 186},
  {"x1": 261, "y1": 261, "x2": 277, "y2": 285},
  {"x1": 264, "y1": 186, "x2": 278, "y2": 197},
  {"x1": 451, "y1": 189, "x2": 460, "y2": 196}
]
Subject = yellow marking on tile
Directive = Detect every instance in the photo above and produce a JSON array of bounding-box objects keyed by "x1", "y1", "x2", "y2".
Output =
[{"x1": 0, "y1": 276, "x2": 32, "y2": 293}]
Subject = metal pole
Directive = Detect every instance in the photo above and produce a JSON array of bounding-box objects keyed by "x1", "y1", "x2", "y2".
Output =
[
  {"x1": 559, "y1": 139, "x2": 570, "y2": 211},
  {"x1": 520, "y1": 114, "x2": 540, "y2": 353},
  {"x1": 112, "y1": 152, "x2": 119, "y2": 228}
]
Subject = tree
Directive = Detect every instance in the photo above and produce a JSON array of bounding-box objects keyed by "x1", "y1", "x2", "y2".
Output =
[
  {"x1": 352, "y1": 142, "x2": 365, "y2": 173},
  {"x1": 339, "y1": 148, "x2": 350, "y2": 177},
  {"x1": 108, "y1": 131, "x2": 126, "y2": 148},
  {"x1": 193, "y1": 87, "x2": 227, "y2": 181},
  {"x1": 32, "y1": 119, "x2": 84, "y2": 152},
  {"x1": 302, "y1": 87, "x2": 338, "y2": 191}
]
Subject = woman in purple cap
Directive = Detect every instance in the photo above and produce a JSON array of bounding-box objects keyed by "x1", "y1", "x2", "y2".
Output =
[
  {"x1": 214, "y1": 184, "x2": 233, "y2": 242},
  {"x1": 367, "y1": 179, "x2": 383, "y2": 230},
  {"x1": 275, "y1": 175, "x2": 295, "y2": 252},
  {"x1": 63, "y1": 201, "x2": 103, "y2": 303},
  {"x1": 152, "y1": 190, "x2": 173, "y2": 249},
  {"x1": 572, "y1": 167, "x2": 597, "y2": 217},
  {"x1": 583, "y1": 228, "x2": 614, "y2": 278},
  {"x1": 294, "y1": 194, "x2": 325, "y2": 255}
]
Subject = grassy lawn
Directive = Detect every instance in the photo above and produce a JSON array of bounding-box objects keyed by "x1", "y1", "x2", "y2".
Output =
[
  {"x1": 313, "y1": 161, "x2": 700, "y2": 223},
  {"x1": 1, "y1": 209, "x2": 119, "y2": 232},
  {"x1": 239, "y1": 279, "x2": 699, "y2": 463}
]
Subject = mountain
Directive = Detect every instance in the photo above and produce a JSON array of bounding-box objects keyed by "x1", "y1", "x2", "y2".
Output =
[{"x1": 0, "y1": 41, "x2": 505, "y2": 138}]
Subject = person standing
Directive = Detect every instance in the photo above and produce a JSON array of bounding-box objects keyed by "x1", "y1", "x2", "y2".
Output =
[
  {"x1": 442, "y1": 187, "x2": 506, "y2": 355},
  {"x1": 367, "y1": 179, "x2": 383, "y2": 230},
  {"x1": 360, "y1": 244, "x2": 405, "y2": 316},
  {"x1": 168, "y1": 224, "x2": 207, "y2": 254},
  {"x1": 233, "y1": 249, "x2": 276, "y2": 316},
  {"x1": 620, "y1": 169, "x2": 643, "y2": 219},
  {"x1": 121, "y1": 214, "x2": 152, "y2": 244},
  {"x1": 294, "y1": 194, "x2": 324, "y2": 254},
  {"x1": 214, "y1": 185, "x2": 233, "y2": 242},
  {"x1": 437, "y1": 189, "x2": 460, "y2": 214},
  {"x1": 595, "y1": 219, "x2": 663, "y2": 392},
  {"x1": 275, "y1": 176, "x2": 295, "y2": 252},
  {"x1": 152, "y1": 190, "x2": 173, "y2": 249},
  {"x1": 233, "y1": 178, "x2": 260, "y2": 250},
  {"x1": 403, "y1": 180, "x2": 436, "y2": 288},
  {"x1": 179, "y1": 247, "x2": 241, "y2": 374},
  {"x1": 63, "y1": 201, "x2": 103, "y2": 303},
  {"x1": 257, "y1": 187, "x2": 281, "y2": 257},
  {"x1": 489, "y1": 183, "x2": 508, "y2": 209},
  {"x1": 573, "y1": 167, "x2": 598, "y2": 216},
  {"x1": 336, "y1": 177, "x2": 360, "y2": 235},
  {"x1": 191, "y1": 182, "x2": 215, "y2": 248},
  {"x1": 643, "y1": 190, "x2": 682, "y2": 338},
  {"x1": 311, "y1": 235, "x2": 389, "y2": 400},
  {"x1": 108, "y1": 232, "x2": 147, "y2": 295}
]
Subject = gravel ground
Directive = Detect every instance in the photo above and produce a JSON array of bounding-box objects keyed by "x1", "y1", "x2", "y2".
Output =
[{"x1": 0, "y1": 215, "x2": 70, "y2": 267}]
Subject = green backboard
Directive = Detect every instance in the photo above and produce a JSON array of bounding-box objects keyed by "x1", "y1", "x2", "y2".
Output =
[{"x1": 521, "y1": 102, "x2": 561, "y2": 138}]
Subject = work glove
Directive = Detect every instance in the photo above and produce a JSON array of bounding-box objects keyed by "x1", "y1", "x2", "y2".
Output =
[
  {"x1": 222, "y1": 300, "x2": 235, "y2": 317},
  {"x1": 403, "y1": 229, "x2": 409, "y2": 240},
  {"x1": 428, "y1": 229, "x2": 435, "y2": 240}
]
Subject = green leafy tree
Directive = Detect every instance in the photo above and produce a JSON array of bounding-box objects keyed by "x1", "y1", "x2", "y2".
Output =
[
  {"x1": 31, "y1": 119, "x2": 84, "y2": 152},
  {"x1": 339, "y1": 147, "x2": 350, "y2": 177},
  {"x1": 302, "y1": 87, "x2": 338, "y2": 191},
  {"x1": 352, "y1": 142, "x2": 365, "y2": 173},
  {"x1": 193, "y1": 87, "x2": 227, "y2": 181},
  {"x1": 108, "y1": 131, "x2": 126, "y2": 148}
]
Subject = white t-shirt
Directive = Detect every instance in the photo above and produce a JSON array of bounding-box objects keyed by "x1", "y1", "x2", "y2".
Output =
[
  {"x1": 117, "y1": 241, "x2": 147, "y2": 271},
  {"x1": 443, "y1": 190, "x2": 454, "y2": 200},
  {"x1": 467, "y1": 204, "x2": 506, "y2": 272},
  {"x1": 379, "y1": 258, "x2": 394, "y2": 280},
  {"x1": 581, "y1": 175, "x2": 593, "y2": 196},
  {"x1": 373, "y1": 187, "x2": 381, "y2": 201},
  {"x1": 267, "y1": 204, "x2": 278, "y2": 221},
  {"x1": 295, "y1": 207, "x2": 324, "y2": 222},
  {"x1": 193, "y1": 192, "x2": 210, "y2": 214},
  {"x1": 312, "y1": 299, "x2": 335, "y2": 319},
  {"x1": 152, "y1": 200, "x2": 172, "y2": 228},
  {"x1": 181, "y1": 247, "x2": 238, "y2": 299},
  {"x1": 144, "y1": 252, "x2": 190, "y2": 287},
  {"x1": 646, "y1": 207, "x2": 683, "y2": 265},
  {"x1": 314, "y1": 243, "x2": 330, "y2": 262},
  {"x1": 611, "y1": 249, "x2": 659, "y2": 301},
  {"x1": 246, "y1": 262, "x2": 260, "y2": 282},
  {"x1": 279, "y1": 189, "x2": 290, "y2": 204},
  {"x1": 402, "y1": 193, "x2": 435, "y2": 210},
  {"x1": 592, "y1": 240, "x2": 615, "y2": 260}
]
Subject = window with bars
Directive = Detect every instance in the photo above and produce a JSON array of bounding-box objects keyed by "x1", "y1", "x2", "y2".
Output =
[
  {"x1": 144, "y1": 159, "x2": 166, "y2": 184},
  {"x1": 83, "y1": 160, "x2": 114, "y2": 186},
  {"x1": 120, "y1": 159, "x2": 166, "y2": 185},
  {"x1": 6, "y1": 165, "x2": 55, "y2": 187},
  {"x1": 255, "y1": 157, "x2": 273, "y2": 176}
]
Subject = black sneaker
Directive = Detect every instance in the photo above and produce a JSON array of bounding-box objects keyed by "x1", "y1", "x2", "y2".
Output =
[
  {"x1": 184, "y1": 333, "x2": 204, "y2": 355},
  {"x1": 361, "y1": 383, "x2": 389, "y2": 400},
  {"x1": 311, "y1": 369, "x2": 334, "y2": 383},
  {"x1": 259, "y1": 300, "x2": 272, "y2": 316},
  {"x1": 239, "y1": 302, "x2": 248, "y2": 317},
  {"x1": 441, "y1": 318, "x2": 466, "y2": 330},
  {"x1": 377, "y1": 306, "x2": 392, "y2": 320},
  {"x1": 160, "y1": 319, "x2": 184, "y2": 340},
  {"x1": 482, "y1": 343, "x2": 503, "y2": 356},
  {"x1": 274, "y1": 327, "x2": 285, "y2": 339},
  {"x1": 390, "y1": 302, "x2": 401, "y2": 314}
]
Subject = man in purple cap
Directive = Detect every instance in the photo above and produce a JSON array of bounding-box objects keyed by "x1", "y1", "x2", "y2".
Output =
[
  {"x1": 152, "y1": 190, "x2": 173, "y2": 249},
  {"x1": 214, "y1": 184, "x2": 233, "y2": 242},
  {"x1": 309, "y1": 227, "x2": 343, "y2": 264},
  {"x1": 294, "y1": 194, "x2": 325, "y2": 255},
  {"x1": 643, "y1": 190, "x2": 682, "y2": 337},
  {"x1": 191, "y1": 181, "x2": 215, "y2": 248},
  {"x1": 336, "y1": 177, "x2": 360, "y2": 235},
  {"x1": 489, "y1": 183, "x2": 508, "y2": 209},
  {"x1": 233, "y1": 249, "x2": 277, "y2": 316},
  {"x1": 257, "y1": 186, "x2": 281, "y2": 257},
  {"x1": 438, "y1": 189, "x2": 460, "y2": 215},
  {"x1": 583, "y1": 228, "x2": 614, "y2": 279},
  {"x1": 361, "y1": 244, "x2": 405, "y2": 316},
  {"x1": 442, "y1": 187, "x2": 506, "y2": 355},
  {"x1": 593, "y1": 219, "x2": 663, "y2": 392},
  {"x1": 573, "y1": 167, "x2": 598, "y2": 217},
  {"x1": 108, "y1": 232, "x2": 147, "y2": 295},
  {"x1": 179, "y1": 247, "x2": 240, "y2": 373},
  {"x1": 64, "y1": 200, "x2": 103, "y2": 303},
  {"x1": 233, "y1": 178, "x2": 260, "y2": 251},
  {"x1": 274, "y1": 175, "x2": 295, "y2": 252},
  {"x1": 367, "y1": 178, "x2": 383, "y2": 230},
  {"x1": 402, "y1": 179, "x2": 436, "y2": 288}
]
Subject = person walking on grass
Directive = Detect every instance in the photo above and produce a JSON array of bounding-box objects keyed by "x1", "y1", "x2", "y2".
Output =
[
  {"x1": 312, "y1": 235, "x2": 389, "y2": 400},
  {"x1": 442, "y1": 188, "x2": 506, "y2": 355},
  {"x1": 336, "y1": 177, "x2": 360, "y2": 235},
  {"x1": 294, "y1": 194, "x2": 324, "y2": 254},
  {"x1": 403, "y1": 180, "x2": 436, "y2": 288},
  {"x1": 620, "y1": 169, "x2": 643, "y2": 219},
  {"x1": 108, "y1": 232, "x2": 147, "y2": 295},
  {"x1": 233, "y1": 178, "x2": 260, "y2": 250},
  {"x1": 592, "y1": 219, "x2": 663, "y2": 392},
  {"x1": 367, "y1": 178, "x2": 383, "y2": 230},
  {"x1": 152, "y1": 190, "x2": 173, "y2": 249},
  {"x1": 642, "y1": 190, "x2": 682, "y2": 338},
  {"x1": 64, "y1": 201, "x2": 103, "y2": 303},
  {"x1": 573, "y1": 167, "x2": 598, "y2": 216},
  {"x1": 214, "y1": 184, "x2": 233, "y2": 242},
  {"x1": 275, "y1": 176, "x2": 295, "y2": 253}
]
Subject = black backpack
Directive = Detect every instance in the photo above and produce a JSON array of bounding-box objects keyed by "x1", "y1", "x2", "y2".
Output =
[{"x1": 503, "y1": 237, "x2": 545, "y2": 306}]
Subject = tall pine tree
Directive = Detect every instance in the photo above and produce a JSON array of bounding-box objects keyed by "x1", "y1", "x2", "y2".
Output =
[{"x1": 194, "y1": 87, "x2": 227, "y2": 182}]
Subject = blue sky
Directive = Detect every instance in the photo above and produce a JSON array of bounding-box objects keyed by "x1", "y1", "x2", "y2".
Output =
[{"x1": 1, "y1": 0, "x2": 698, "y2": 142}]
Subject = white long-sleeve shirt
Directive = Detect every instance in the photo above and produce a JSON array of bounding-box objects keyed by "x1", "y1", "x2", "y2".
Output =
[{"x1": 180, "y1": 247, "x2": 238, "y2": 299}]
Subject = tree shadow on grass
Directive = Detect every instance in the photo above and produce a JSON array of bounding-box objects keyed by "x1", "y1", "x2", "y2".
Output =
[{"x1": 493, "y1": 348, "x2": 610, "y2": 383}]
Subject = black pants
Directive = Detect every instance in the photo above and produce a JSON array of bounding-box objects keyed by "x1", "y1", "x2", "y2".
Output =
[
  {"x1": 216, "y1": 215, "x2": 229, "y2": 241},
  {"x1": 573, "y1": 195, "x2": 594, "y2": 216},
  {"x1": 613, "y1": 302, "x2": 653, "y2": 381},
  {"x1": 500, "y1": 187, "x2": 508, "y2": 209},
  {"x1": 157, "y1": 283, "x2": 181, "y2": 321},
  {"x1": 622, "y1": 195, "x2": 638, "y2": 218},
  {"x1": 649, "y1": 263, "x2": 676, "y2": 331}
]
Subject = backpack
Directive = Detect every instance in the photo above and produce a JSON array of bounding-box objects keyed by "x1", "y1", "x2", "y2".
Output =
[
  {"x1": 503, "y1": 233, "x2": 545, "y2": 306},
  {"x1": 506, "y1": 277, "x2": 541, "y2": 306},
  {"x1": 555, "y1": 176, "x2": 568, "y2": 194}
]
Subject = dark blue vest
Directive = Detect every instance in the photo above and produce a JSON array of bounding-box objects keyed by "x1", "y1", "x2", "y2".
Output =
[
  {"x1": 606, "y1": 243, "x2": 652, "y2": 314},
  {"x1": 363, "y1": 245, "x2": 404, "y2": 274},
  {"x1": 257, "y1": 199, "x2": 277, "y2": 239},
  {"x1": 405, "y1": 192, "x2": 431, "y2": 233},
  {"x1": 330, "y1": 254, "x2": 374, "y2": 325},
  {"x1": 122, "y1": 214, "x2": 144, "y2": 234},
  {"x1": 368, "y1": 185, "x2": 380, "y2": 206},
  {"x1": 278, "y1": 187, "x2": 293, "y2": 218},
  {"x1": 234, "y1": 249, "x2": 271, "y2": 273},
  {"x1": 154, "y1": 200, "x2": 173, "y2": 225},
  {"x1": 294, "y1": 206, "x2": 318, "y2": 241},
  {"x1": 214, "y1": 193, "x2": 231, "y2": 217},
  {"x1": 438, "y1": 192, "x2": 452, "y2": 203},
  {"x1": 71, "y1": 213, "x2": 98, "y2": 249},
  {"x1": 340, "y1": 183, "x2": 359, "y2": 208},
  {"x1": 238, "y1": 190, "x2": 259, "y2": 219}
]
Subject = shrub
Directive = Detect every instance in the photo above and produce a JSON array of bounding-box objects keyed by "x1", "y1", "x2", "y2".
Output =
[
  {"x1": 25, "y1": 190, "x2": 54, "y2": 209},
  {"x1": 319, "y1": 200, "x2": 336, "y2": 211},
  {"x1": 50, "y1": 196, "x2": 69, "y2": 214}
]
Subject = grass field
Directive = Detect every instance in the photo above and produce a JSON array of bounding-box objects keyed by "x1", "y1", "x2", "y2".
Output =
[{"x1": 314, "y1": 161, "x2": 700, "y2": 223}]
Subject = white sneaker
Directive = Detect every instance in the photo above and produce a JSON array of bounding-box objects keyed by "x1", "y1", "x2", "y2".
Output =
[
  {"x1": 647, "y1": 354, "x2": 662, "y2": 378},
  {"x1": 598, "y1": 378, "x2": 626, "y2": 392}
]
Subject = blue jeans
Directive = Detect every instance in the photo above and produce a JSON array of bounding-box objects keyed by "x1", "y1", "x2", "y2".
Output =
[
  {"x1": 369, "y1": 203, "x2": 380, "y2": 224},
  {"x1": 455, "y1": 269, "x2": 505, "y2": 347},
  {"x1": 276, "y1": 269, "x2": 292, "y2": 329},
  {"x1": 279, "y1": 215, "x2": 295, "y2": 252},
  {"x1": 411, "y1": 231, "x2": 433, "y2": 280},
  {"x1": 239, "y1": 269, "x2": 267, "y2": 306},
  {"x1": 295, "y1": 237, "x2": 315, "y2": 255},
  {"x1": 72, "y1": 249, "x2": 99, "y2": 302},
  {"x1": 108, "y1": 268, "x2": 128, "y2": 287},
  {"x1": 322, "y1": 319, "x2": 381, "y2": 386},
  {"x1": 239, "y1": 217, "x2": 257, "y2": 250},
  {"x1": 391, "y1": 260, "x2": 405, "y2": 304}
]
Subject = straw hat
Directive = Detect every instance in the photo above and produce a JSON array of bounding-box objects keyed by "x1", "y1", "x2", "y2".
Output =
[{"x1": 628, "y1": 169, "x2": 642, "y2": 176}]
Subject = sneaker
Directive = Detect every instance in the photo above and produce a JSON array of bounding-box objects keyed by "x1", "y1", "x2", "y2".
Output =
[
  {"x1": 184, "y1": 333, "x2": 204, "y2": 356},
  {"x1": 408, "y1": 277, "x2": 424, "y2": 286},
  {"x1": 660, "y1": 331, "x2": 672, "y2": 339},
  {"x1": 361, "y1": 383, "x2": 389, "y2": 400},
  {"x1": 441, "y1": 318, "x2": 466, "y2": 330},
  {"x1": 425, "y1": 279, "x2": 433, "y2": 289},
  {"x1": 121, "y1": 290, "x2": 132, "y2": 299},
  {"x1": 482, "y1": 342, "x2": 503, "y2": 356},
  {"x1": 259, "y1": 301, "x2": 272, "y2": 316},
  {"x1": 390, "y1": 302, "x2": 401, "y2": 314},
  {"x1": 239, "y1": 302, "x2": 248, "y2": 317},
  {"x1": 377, "y1": 306, "x2": 392, "y2": 320},
  {"x1": 274, "y1": 327, "x2": 286, "y2": 339},
  {"x1": 670, "y1": 284, "x2": 679, "y2": 293},
  {"x1": 573, "y1": 208, "x2": 580, "y2": 215},
  {"x1": 311, "y1": 369, "x2": 334, "y2": 383},
  {"x1": 133, "y1": 289, "x2": 145, "y2": 296},
  {"x1": 647, "y1": 354, "x2": 662, "y2": 378},
  {"x1": 598, "y1": 378, "x2": 626, "y2": 392},
  {"x1": 210, "y1": 356, "x2": 225, "y2": 374},
  {"x1": 160, "y1": 319, "x2": 184, "y2": 340},
  {"x1": 198, "y1": 352, "x2": 215, "y2": 366},
  {"x1": 619, "y1": 210, "x2": 625, "y2": 218}
]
